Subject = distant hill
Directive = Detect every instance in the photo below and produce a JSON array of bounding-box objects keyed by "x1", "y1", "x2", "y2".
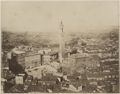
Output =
[{"x1": 2, "y1": 26, "x2": 119, "y2": 51}]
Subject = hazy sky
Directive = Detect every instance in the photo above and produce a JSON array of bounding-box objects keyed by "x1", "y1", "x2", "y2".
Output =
[{"x1": 1, "y1": 1, "x2": 118, "y2": 33}]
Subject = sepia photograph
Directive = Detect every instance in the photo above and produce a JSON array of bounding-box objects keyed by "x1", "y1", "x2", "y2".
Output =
[{"x1": 1, "y1": 0, "x2": 119, "y2": 93}]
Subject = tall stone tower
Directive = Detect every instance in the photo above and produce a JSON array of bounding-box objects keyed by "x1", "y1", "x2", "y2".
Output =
[{"x1": 59, "y1": 21, "x2": 65, "y2": 63}]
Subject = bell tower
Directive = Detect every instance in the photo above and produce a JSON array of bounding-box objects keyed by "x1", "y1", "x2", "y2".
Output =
[{"x1": 59, "y1": 21, "x2": 65, "y2": 63}]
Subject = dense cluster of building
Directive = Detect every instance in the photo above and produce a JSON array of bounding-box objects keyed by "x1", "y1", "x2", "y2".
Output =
[
  {"x1": 2, "y1": 38, "x2": 119, "y2": 93},
  {"x1": 1, "y1": 23, "x2": 119, "y2": 93}
]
